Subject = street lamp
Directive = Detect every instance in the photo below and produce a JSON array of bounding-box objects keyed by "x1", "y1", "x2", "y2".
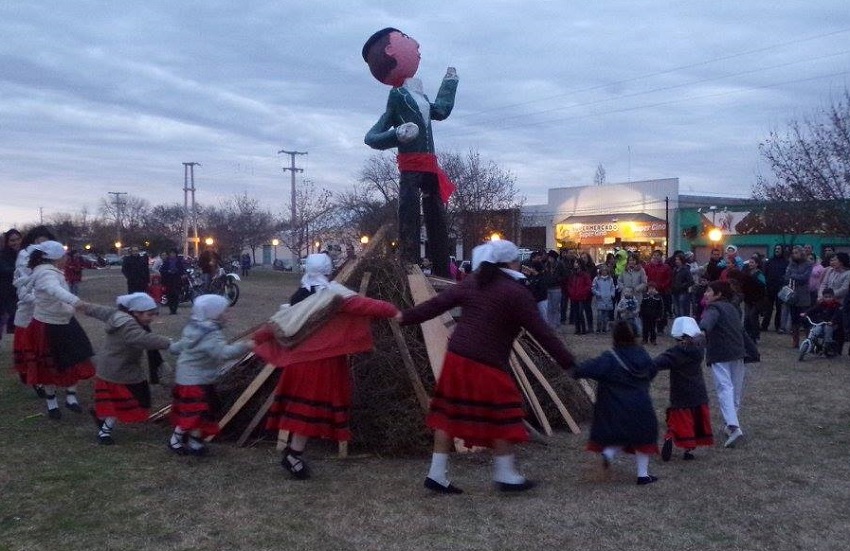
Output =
[
  {"x1": 114, "y1": 241, "x2": 122, "y2": 250},
  {"x1": 708, "y1": 228, "x2": 723, "y2": 243},
  {"x1": 360, "y1": 235, "x2": 369, "y2": 245},
  {"x1": 490, "y1": 232, "x2": 501, "y2": 241},
  {"x1": 314, "y1": 241, "x2": 321, "y2": 252},
  {"x1": 271, "y1": 238, "x2": 280, "y2": 261},
  {"x1": 204, "y1": 237, "x2": 214, "y2": 246}
]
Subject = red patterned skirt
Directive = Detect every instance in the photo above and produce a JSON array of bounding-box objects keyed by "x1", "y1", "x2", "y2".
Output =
[
  {"x1": 665, "y1": 404, "x2": 714, "y2": 449},
  {"x1": 265, "y1": 355, "x2": 352, "y2": 442},
  {"x1": 26, "y1": 319, "x2": 95, "y2": 387},
  {"x1": 12, "y1": 324, "x2": 37, "y2": 383},
  {"x1": 94, "y1": 378, "x2": 151, "y2": 423},
  {"x1": 171, "y1": 384, "x2": 220, "y2": 437},
  {"x1": 426, "y1": 352, "x2": 528, "y2": 448},
  {"x1": 586, "y1": 441, "x2": 660, "y2": 455}
]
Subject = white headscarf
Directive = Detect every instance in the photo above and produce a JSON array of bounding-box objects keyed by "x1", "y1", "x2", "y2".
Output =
[
  {"x1": 116, "y1": 292, "x2": 157, "y2": 312},
  {"x1": 191, "y1": 294, "x2": 230, "y2": 322},
  {"x1": 470, "y1": 243, "x2": 491, "y2": 271},
  {"x1": 670, "y1": 316, "x2": 702, "y2": 338},
  {"x1": 300, "y1": 253, "x2": 332, "y2": 291},
  {"x1": 479, "y1": 240, "x2": 520, "y2": 265},
  {"x1": 33, "y1": 240, "x2": 66, "y2": 260}
]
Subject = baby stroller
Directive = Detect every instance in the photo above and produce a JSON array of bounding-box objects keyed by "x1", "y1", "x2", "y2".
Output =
[{"x1": 798, "y1": 314, "x2": 830, "y2": 362}]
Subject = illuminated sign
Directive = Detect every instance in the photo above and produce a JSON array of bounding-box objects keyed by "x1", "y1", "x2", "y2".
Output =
[{"x1": 555, "y1": 220, "x2": 667, "y2": 244}]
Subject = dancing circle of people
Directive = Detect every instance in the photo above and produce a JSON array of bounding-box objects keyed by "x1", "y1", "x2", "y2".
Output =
[{"x1": 2, "y1": 224, "x2": 780, "y2": 494}]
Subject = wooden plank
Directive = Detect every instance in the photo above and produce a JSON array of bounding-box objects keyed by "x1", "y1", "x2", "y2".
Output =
[
  {"x1": 236, "y1": 391, "x2": 276, "y2": 447},
  {"x1": 389, "y1": 320, "x2": 431, "y2": 412},
  {"x1": 147, "y1": 403, "x2": 171, "y2": 422},
  {"x1": 524, "y1": 331, "x2": 595, "y2": 403},
  {"x1": 212, "y1": 363, "x2": 277, "y2": 439},
  {"x1": 334, "y1": 224, "x2": 390, "y2": 286},
  {"x1": 513, "y1": 342, "x2": 581, "y2": 434},
  {"x1": 358, "y1": 272, "x2": 372, "y2": 295},
  {"x1": 509, "y1": 354, "x2": 552, "y2": 436},
  {"x1": 407, "y1": 270, "x2": 453, "y2": 379}
]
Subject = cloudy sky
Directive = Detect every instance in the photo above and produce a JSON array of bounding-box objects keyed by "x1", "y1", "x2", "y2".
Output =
[{"x1": 1, "y1": 1, "x2": 848, "y2": 228}]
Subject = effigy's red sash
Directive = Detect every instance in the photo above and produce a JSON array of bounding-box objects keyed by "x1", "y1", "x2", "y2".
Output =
[{"x1": 396, "y1": 153, "x2": 455, "y2": 203}]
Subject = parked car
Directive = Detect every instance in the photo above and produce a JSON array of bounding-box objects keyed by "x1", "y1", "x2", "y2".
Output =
[
  {"x1": 103, "y1": 253, "x2": 122, "y2": 266},
  {"x1": 273, "y1": 259, "x2": 294, "y2": 272}
]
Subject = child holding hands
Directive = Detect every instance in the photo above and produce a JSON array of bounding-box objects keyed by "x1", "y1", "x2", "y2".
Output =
[
  {"x1": 653, "y1": 316, "x2": 714, "y2": 461},
  {"x1": 85, "y1": 292, "x2": 172, "y2": 445},
  {"x1": 168, "y1": 295, "x2": 252, "y2": 456}
]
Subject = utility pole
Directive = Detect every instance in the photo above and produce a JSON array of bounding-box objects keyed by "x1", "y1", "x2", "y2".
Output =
[
  {"x1": 38, "y1": 207, "x2": 44, "y2": 224},
  {"x1": 182, "y1": 162, "x2": 200, "y2": 258},
  {"x1": 107, "y1": 191, "x2": 127, "y2": 248},
  {"x1": 277, "y1": 149, "x2": 307, "y2": 261}
]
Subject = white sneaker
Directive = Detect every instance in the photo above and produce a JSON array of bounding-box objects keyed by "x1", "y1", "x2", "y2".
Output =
[{"x1": 724, "y1": 427, "x2": 744, "y2": 448}]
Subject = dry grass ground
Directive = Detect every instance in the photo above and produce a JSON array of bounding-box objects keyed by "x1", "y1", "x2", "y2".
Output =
[{"x1": 1, "y1": 267, "x2": 849, "y2": 551}]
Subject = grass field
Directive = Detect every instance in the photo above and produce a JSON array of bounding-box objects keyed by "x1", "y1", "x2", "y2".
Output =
[{"x1": 1, "y1": 267, "x2": 849, "y2": 551}]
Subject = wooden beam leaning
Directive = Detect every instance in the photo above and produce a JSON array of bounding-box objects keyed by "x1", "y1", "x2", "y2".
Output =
[
  {"x1": 406, "y1": 267, "x2": 454, "y2": 380},
  {"x1": 509, "y1": 353, "x2": 552, "y2": 436},
  {"x1": 210, "y1": 363, "x2": 277, "y2": 441},
  {"x1": 512, "y1": 342, "x2": 581, "y2": 434},
  {"x1": 236, "y1": 391, "x2": 276, "y2": 447},
  {"x1": 524, "y1": 331, "x2": 595, "y2": 403}
]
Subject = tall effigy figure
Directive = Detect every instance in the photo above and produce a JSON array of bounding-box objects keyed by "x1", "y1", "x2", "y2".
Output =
[{"x1": 362, "y1": 28, "x2": 458, "y2": 278}]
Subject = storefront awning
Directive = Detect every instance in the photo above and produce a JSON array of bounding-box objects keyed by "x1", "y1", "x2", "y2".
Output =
[{"x1": 555, "y1": 212, "x2": 667, "y2": 245}]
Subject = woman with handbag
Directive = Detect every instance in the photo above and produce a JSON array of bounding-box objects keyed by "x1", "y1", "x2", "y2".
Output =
[{"x1": 785, "y1": 246, "x2": 813, "y2": 348}]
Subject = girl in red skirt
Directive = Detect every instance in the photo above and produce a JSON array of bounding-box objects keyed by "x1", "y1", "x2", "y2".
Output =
[
  {"x1": 573, "y1": 321, "x2": 660, "y2": 485},
  {"x1": 400, "y1": 240, "x2": 576, "y2": 494},
  {"x1": 653, "y1": 316, "x2": 714, "y2": 461},
  {"x1": 169, "y1": 295, "x2": 252, "y2": 456},
  {"x1": 27, "y1": 241, "x2": 95, "y2": 419},
  {"x1": 254, "y1": 253, "x2": 399, "y2": 479},
  {"x1": 84, "y1": 293, "x2": 173, "y2": 445}
]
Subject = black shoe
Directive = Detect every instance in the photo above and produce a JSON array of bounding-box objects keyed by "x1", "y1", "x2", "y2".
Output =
[
  {"x1": 683, "y1": 451, "x2": 695, "y2": 460},
  {"x1": 98, "y1": 434, "x2": 115, "y2": 446},
  {"x1": 187, "y1": 437, "x2": 208, "y2": 457},
  {"x1": 33, "y1": 385, "x2": 47, "y2": 399},
  {"x1": 282, "y1": 449, "x2": 311, "y2": 479},
  {"x1": 47, "y1": 407, "x2": 61, "y2": 420},
  {"x1": 424, "y1": 477, "x2": 464, "y2": 494},
  {"x1": 661, "y1": 438, "x2": 673, "y2": 462},
  {"x1": 637, "y1": 475, "x2": 659, "y2": 485},
  {"x1": 495, "y1": 479, "x2": 536, "y2": 493},
  {"x1": 65, "y1": 401, "x2": 83, "y2": 413}
]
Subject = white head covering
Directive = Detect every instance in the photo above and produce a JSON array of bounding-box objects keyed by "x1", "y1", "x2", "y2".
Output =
[
  {"x1": 116, "y1": 292, "x2": 157, "y2": 312},
  {"x1": 300, "y1": 253, "x2": 333, "y2": 291},
  {"x1": 725, "y1": 244, "x2": 738, "y2": 254},
  {"x1": 191, "y1": 294, "x2": 230, "y2": 322},
  {"x1": 670, "y1": 316, "x2": 702, "y2": 338},
  {"x1": 470, "y1": 243, "x2": 491, "y2": 271},
  {"x1": 477, "y1": 240, "x2": 520, "y2": 266},
  {"x1": 34, "y1": 240, "x2": 66, "y2": 260}
]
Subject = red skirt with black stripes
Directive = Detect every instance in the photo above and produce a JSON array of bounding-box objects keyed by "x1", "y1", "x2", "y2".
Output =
[
  {"x1": 665, "y1": 404, "x2": 715, "y2": 449},
  {"x1": 25, "y1": 319, "x2": 95, "y2": 387},
  {"x1": 426, "y1": 352, "x2": 528, "y2": 448},
  {"x1": 94, "y1": 378, "x2": 151, "y2": 423},
  {"x1": 171, "y1": 384, "x2": 220, "y2": 437},
  {"x1": 265, "y1": 355, "x2": 352, "y2": 442}
]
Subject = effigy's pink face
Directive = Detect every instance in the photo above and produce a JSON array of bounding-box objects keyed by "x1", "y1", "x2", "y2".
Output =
[{"x1": 385, "y1": 31, "x2": 420, "y2": 86}]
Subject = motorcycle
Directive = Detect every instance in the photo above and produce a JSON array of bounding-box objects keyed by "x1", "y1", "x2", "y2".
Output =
[
  {"x1": 209, "y1": 267, "x2": 241, "y2": 306},
  {"x1": 160, "y1": 267, "x2": 204, "y2": 306}
]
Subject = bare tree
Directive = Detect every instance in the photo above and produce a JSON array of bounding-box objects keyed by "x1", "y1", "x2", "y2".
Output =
[
  {"x1": 754, "y1": 88, "x2": 850, "y2": 234},
  {"x1": 282, "y1": 179, "x2": 336, "y2": 259},
  {"x1": 358, "y1": 153, "x2": 400, "y2": 204}
]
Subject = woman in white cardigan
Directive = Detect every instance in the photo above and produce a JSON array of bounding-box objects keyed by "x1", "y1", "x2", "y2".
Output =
[{"x1": 27, "y1": 241, "x2": 94, "y2": 419}]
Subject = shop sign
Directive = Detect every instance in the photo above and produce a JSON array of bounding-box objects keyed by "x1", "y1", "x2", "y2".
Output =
[{"x1": 555, "y1": 220, "x2": 667, "y2": 243}]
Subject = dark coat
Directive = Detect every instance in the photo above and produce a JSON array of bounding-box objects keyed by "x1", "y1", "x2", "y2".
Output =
[
  {"x1": 574, "y1": 345, "x2": 658, "y2": 447},
  {"x1": 121, "y1": 254, "x2": 150, "y2": 292},
  {"x1": 653, "y1": 343, "x2": 709, "y2": 408},
  {"x1": 639, "y1": 294, "x2": 664, "y2": 321},
  {"x1": 764, "y1": 254, "x2": 790, "y2": 293},
  {"x1": 699, "y1": 300, "x2": 745, "y2": 364}
]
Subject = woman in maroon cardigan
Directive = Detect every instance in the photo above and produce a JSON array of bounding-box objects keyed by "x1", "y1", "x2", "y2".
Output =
[{"x1": 401, "y1": 240, "x2": 575, "y2": 494}]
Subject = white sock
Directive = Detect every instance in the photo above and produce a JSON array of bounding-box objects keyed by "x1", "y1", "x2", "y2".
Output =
[
  {"x1": 99, "y1": 417, "x2": 116, "y2": 438},
  {"x1": 46, "y1": 396, "x2": 59, "y2": 410},
  {"x1": 602, "y1": 446, "x2": 620, "y2": 461},
  {"x1": 188, "y1": 431, "x2": 205, "y2": 450},
  {"x1": 290, "y1": 433, "x2": 309, "y2": 453},
  {"x1": 170, "y1": 429, "x2": 185, "y2": 447},
  {"x1": 493, "y1": 454, "x2": 525, "y2": 485},
  {"x1": 636, "y1": 453, "x2": 650, "y2": 478},
  {"x1": 65, "y1": 388, "x2": 79, "y2": 405},
  {"x1": 427, "y1": 452, "x2": 450, "y2": 486}
]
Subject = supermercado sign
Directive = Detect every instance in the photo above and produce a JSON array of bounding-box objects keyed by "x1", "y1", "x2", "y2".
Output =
[{"x1": 555, "y1": 220, "x2": 667, "y2": 242}]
